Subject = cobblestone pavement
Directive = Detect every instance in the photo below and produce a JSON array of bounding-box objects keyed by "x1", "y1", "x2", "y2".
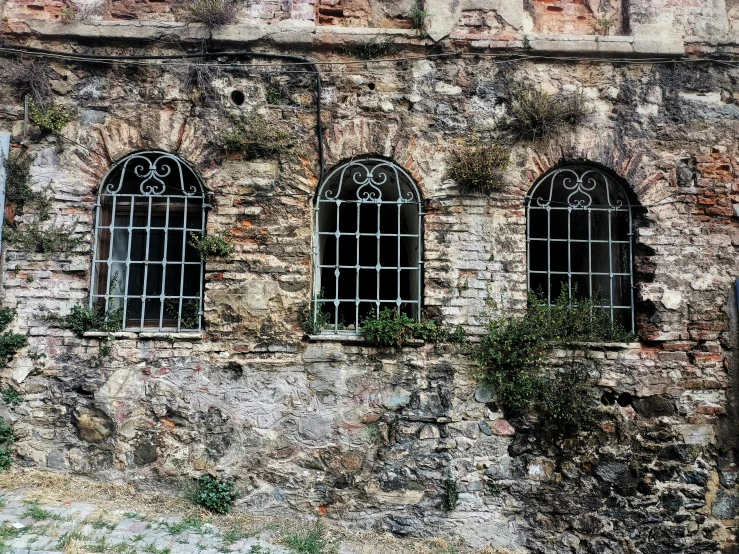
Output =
[{"x1": 0, "y1": 494, "x2": 293, "y2": 554}]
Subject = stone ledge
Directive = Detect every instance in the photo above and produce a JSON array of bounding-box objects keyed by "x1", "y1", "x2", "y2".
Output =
[
  {"x1": 307, "y1": 334, "x2": 425, "y2": 346},
  {"x1": 526, "y1": 33, "x2": 684, "y2": 57},
  {"x1": 82, "y1": 331, "x2": 203, "y2": 340},
  {"x1": 5, "y1": 20, "x2": 697, "y2": 57},
  {"x1": 559, "y1": 341, "x2": 641, "y2": 350}
]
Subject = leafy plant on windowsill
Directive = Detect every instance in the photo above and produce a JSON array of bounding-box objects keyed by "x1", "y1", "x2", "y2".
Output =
[
  {"x1": 360, "y1": 307, "x2": 444, "y2": 347},
  {"x1": 298, "y1": 296, "x2": 331, "y2": 335},
  {"x1": 42, "y1": 304, "x2": 124, "y2": 336},
  {"x1": 448, "y1": 141, "x2": 510, "y2": 195},
  {"x1": 470, "y1": 289, "x2": 634, "y2": 433},
  {"x1": 189, "y1": 232, "x2": 235, "y2": 259}
]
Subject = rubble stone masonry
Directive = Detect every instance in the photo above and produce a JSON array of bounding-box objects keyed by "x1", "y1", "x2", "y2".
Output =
[{"x1": 0, "y1": 0, "x2": 738, "y2": 553}]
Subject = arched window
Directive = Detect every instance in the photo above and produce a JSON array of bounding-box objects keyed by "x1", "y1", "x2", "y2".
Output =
[
  {"x1": 526, "y1": 164, "x2": 635, "y2": 332},
  {"x1": 90, "y1": 151, "x2": 208, "y2": 332},
  {"x1": 313, "y1": 158, "x2": 423, "y2": 334}
]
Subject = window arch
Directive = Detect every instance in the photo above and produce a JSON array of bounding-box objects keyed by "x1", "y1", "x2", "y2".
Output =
[
  {"x1": 90, "y1": 151, "x2": 208, "y2": 332},
  {"x1": 313, "y1": 157, "x2": 423, "y2": 334},
  {"x1": 526, "y1": 164, "x2": 635, "y2": 332}
]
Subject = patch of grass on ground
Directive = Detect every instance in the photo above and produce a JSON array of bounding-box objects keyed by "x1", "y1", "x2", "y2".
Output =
[{"x1": 23, "y1": 500, "x2": 59, "y2": 521}]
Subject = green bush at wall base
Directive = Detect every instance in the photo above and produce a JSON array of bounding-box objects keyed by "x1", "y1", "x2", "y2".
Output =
[{"x1": 190, "y1": 475, "x2": 241, "y2": 514}]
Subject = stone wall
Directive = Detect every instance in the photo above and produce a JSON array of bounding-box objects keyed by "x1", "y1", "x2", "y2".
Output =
[{"x1": 0, "y1": 0, "x2": 738, "y2": 552}]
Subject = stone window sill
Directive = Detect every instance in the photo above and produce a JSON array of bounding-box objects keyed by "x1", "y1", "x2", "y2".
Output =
[
  {"x1": 307, "y1": 334, "x2": 425, "y2": 347},
  {"x1": 82, "y1": 331, "x2": 203, "y2": 341},
  {"x1": 558, "y1": 341, "x2": 640, "y2": 350}
]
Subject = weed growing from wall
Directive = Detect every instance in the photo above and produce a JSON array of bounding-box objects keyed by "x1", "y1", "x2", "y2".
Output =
[
  {"x1": 408, "y1": 2, "x2": 430, "y2": 35},
  {"x1": 28, "y1": 99, "x2": 70, "y2": 135},
  {"x1": 265, "y1": 83, "x2": 285, "y2": 105},
  {"x1": 344, "y1": 38, "x2": 398, "y2": 60},
  {"x1": 42, "y1": 305, "x2": 123, "y2": 335},
  {"x1": 360, "y1": 308, "x2": 444, "y2": 347},
  {"x1": 0, "y1": 308, "x2": 28, "y2": 368},
  {"x1": 471, "y1": 290, "x2": 633, "y2": 432},
  {"x1": 173, "y1": 60, "x2": 226, "y2": 107},
  {"x1": 224, "y1": 115, "x2": 294, "y2": 159},
  {"x1": 1, "y1": 388, "x2": 22, "y2": 405},
  {"x1": 3, "y1": 150, "x2": 34, "y2": 213},
  {"x1": 4, "y1": 219, "x2": 81, "y2": 254},
  {"x1": 175, "y1": 0, "x2": 241, "y2": 30},
  {"x1": 189, "y1": 232, "x2": 235, "y2": 258},
  {"x1": 0, "y1": 59, "x2": 52, "y2": 104},
  {"x1": 298, "y1": 298, "x2": 331, "y2": 335},
  {"x1": 0, "y1": 418, "x2": 14, "y2": 471},
  {"x1": 448, "y1": 142, "x2": 510, "y2": 195},
  {"x1": 503, "y1": 84, "x2": 589, "y2": 141},
  {"x1": 442, "y1": 479, "x2": 459, "y2": 511},
  {"x1": 189, "y1": 475, "x2": 240, "y2": 513}
]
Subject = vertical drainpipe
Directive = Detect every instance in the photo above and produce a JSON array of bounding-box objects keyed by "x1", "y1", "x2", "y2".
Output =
[{"x1": 0, "y1": 133, "x2": 11, "y2": 290}]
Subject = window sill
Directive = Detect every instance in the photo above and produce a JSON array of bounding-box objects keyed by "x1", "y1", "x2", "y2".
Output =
[
  {"x1": 307, "y1": 334, "x2": 425, "y2": 347},
  {"x1": 82, "y1": 331, "x2": 203, "y2": 341},
  {"x1": 558, "y1": 341, "x2": 640, "y2": 350}
]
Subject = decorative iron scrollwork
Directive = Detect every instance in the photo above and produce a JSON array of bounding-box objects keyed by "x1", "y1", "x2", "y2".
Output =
[
  {"x1": 319, "y1": 159, "x2": 420, "y2": 203},
  {"x1": 104, "y1": 151, "x2": 204, "y2": 197},
  {"x1": 528, "y1": 166, "x2": 629, "y2": 209}
]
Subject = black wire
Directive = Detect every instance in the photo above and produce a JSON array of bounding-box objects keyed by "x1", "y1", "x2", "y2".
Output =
[{"x1": 3, "y1": 43, "x2": 325, "y2": 182}]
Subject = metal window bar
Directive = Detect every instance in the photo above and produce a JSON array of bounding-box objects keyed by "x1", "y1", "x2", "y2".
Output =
[
  {"x1": 525, "y1": 165, "x2": 635, "y2": 333},
  {"x1": 89, "y1": 151, "x2": 208, "y2": 332},
  {"x1": 313, "y1": 158, "x2": 423, "y2": 335}
]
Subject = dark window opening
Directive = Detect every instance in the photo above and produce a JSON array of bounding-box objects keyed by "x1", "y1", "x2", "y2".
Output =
[
  {"x1": 91, "y1": 152, "x2": 207, "y2": 332},
  {"x1": 527, "y1": 165, "x2": 637, "y2": 332},
  {"x1": 314, "y1": 158, "x2": 422, "y2": 334}
]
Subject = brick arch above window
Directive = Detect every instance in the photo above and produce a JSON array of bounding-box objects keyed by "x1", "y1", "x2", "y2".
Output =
[{"x1": 90, "y1": 151, "x2": 209, "y2": 332}]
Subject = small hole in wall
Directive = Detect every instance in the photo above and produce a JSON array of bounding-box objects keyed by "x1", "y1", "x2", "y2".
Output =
[
  {"x1": 367, "y1": 83, "x2": 376, "y2": 91},
  {"x1": 231, "y1": 90, "x2": 245, "y2": 106},
  {"x1": 617, "y1": 392, "x2": 633, "y2": 407},
  {"x1": 601, "y1": 391, "x2": 617, "y2": 406}
]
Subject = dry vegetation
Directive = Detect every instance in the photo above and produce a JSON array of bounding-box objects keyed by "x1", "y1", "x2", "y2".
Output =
[
  {"x1": 174, "y1": 0, "x2": 241, "y2": 30},
  {"x1": 0, "y1": 58, "x2": 52, "y2": 104},
  {"x1": 0, "y1": 469, "x2": 523, "y2": 554}
]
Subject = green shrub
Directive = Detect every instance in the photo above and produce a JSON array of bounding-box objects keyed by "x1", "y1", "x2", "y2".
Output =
[
  {"x1": 29, "y1": 99, "x2": 70, "y2": 134},
  {"x1": 442, "y1": 479, "x2": 459, "y2": 511},
  {"x1": 503, "y1": 84, "x2": 589, "y2": 141},
  {"x1": 538, "y1": 365, "x2": 599, "y2": 432},
  {"x1": 448, "y1": 142, "x2": 510, "y2": 195},
  {"x1": 265, "y1": 83, "x2": 285, "y2": 105},
  {"x1": 283, "y1": 523, "x2": 331, "y2": 554},
  {"x1": 224, "y1": 115, "x2": 294, "y2": 160},
  {"x1": 3, "y1": 150, "x2": 34, "y2": 212},
  {"x1": 1, "y1": 388, "x2": 22, "y2": 405},
  {"x1": 0, "y1": 308, "x2": 28, "y2": 367},
  {"x1": 189, "y1": 232, "x2": 235, "y2": 258},
  {"x1": 4, "y1": 219, "x2": 82, "y2": 254},
  {"x1": 408, "y1": 2, "x2": 430, "y2": 34},
  {"x1": 472, "y1": 290, "x2": 634, "y2": 424},
  {"x1": 361, "y1": 308, "x2": 444, "y2": 347},
  {"x1": 0, "y1": 418, "x2": 14, "y2": 472},
  {"x1": 43, "y1": 304, "x2": 123, "y2": 335},
  {"x1": 191, "y1": 475, "x2": 240, "y2": 514}
]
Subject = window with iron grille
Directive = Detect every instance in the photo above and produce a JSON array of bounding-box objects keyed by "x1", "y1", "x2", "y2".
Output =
[
  {"x1": 313, "y1": 158, "x2": 423, "y2": 334},
  {"x1": 90, "y1": 151, "x2": 208, "y2": 332},
  {"x1": 526, "y1": 164, "x2": 635, "y2": 332}
]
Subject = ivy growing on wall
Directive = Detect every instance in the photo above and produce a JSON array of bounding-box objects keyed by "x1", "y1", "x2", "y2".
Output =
[{"x1": 470, "y1": 290, "x2": 634, "y2": 433}]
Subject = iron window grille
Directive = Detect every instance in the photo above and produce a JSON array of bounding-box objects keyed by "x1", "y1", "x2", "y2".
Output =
[
  {"x1": 313, "y1": 158, "x2": 423, "y2": 334},
  {"x1": 526, "y1": 164, "x2": 635, "y2": 333},
  {"x1": 90, "y1": 151, "x2": 209, "y2": 332}
]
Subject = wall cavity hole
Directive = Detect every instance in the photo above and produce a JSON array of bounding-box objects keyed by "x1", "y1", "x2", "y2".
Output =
[
  {"x1": 617, "y1": 392, "x2": 633, "y2": 407},
  {"x1": 367, "y1": 83, "x2": 376, "y2": 91},
  {"x1": 601, "y1": 391, "x2": 617, "y2": 406},
  {"x1": 231, "y1": 90, "x2": 245, "y2": 106}
]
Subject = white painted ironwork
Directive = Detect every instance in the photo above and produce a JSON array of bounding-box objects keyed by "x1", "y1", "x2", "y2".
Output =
[
  {"x1": 313, "y1": 158, "x2": 423, "y2": 334},
  {"x1": 90, "y1": 151, "x2": 208, "y2": 332},
  {"x1": 526, "y1": 165, "x2": 635, "y2": 332}
]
